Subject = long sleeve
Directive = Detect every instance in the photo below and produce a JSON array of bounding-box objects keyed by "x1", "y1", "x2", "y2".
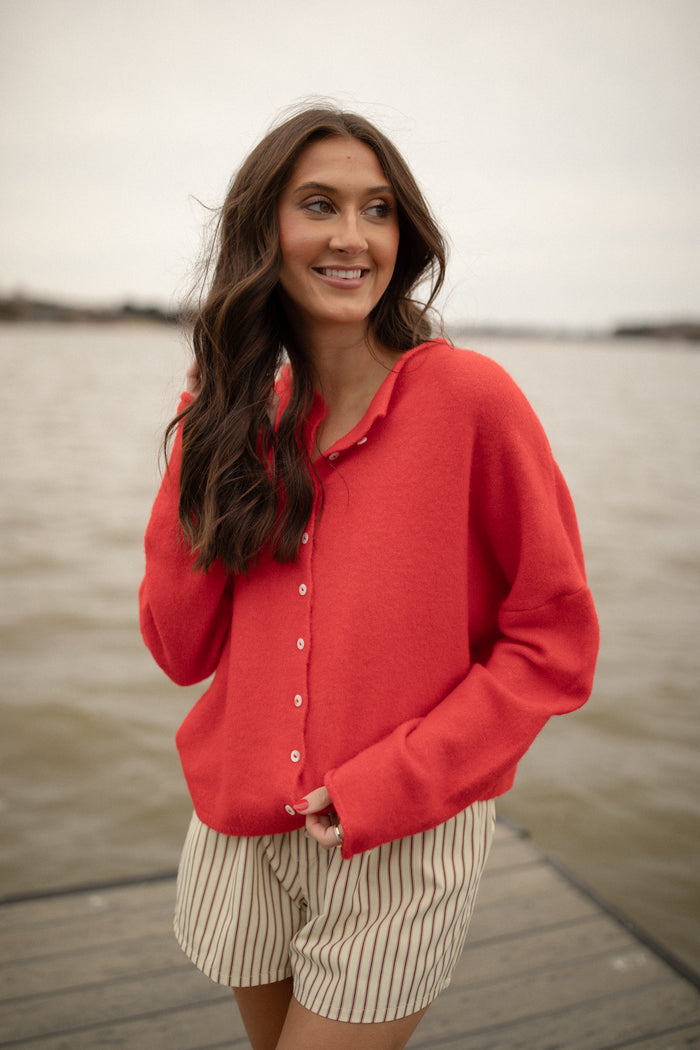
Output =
[
  {"x1": 326, "y1": 587, "x2": 597, "y2": 856},
  {"x1": 139, "y1": 397, "x2": 233, "y2": 686},
  {"x1": 325, "y1": 367, "x2": 599, "y2": 856}
]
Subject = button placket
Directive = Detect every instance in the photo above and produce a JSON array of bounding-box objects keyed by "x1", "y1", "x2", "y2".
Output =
[
  {"x1": 288, "y1": 515, "x2": 314, "y2": 798},
  {"x1": 293, "y1": 580, "x2": 306, "y2": 712}
]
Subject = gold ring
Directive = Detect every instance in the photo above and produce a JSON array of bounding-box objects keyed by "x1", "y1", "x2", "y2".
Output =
[{"x1": 332, "y1": 822, "x2": 343, "y2": 847}]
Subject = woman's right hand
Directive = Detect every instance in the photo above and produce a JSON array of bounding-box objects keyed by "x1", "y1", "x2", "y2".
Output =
[{"x1": 185, "y1": 360, "x2": 202, "y2": 397}]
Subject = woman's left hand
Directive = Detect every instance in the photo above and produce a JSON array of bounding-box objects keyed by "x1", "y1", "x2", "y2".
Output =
[{"x1": 294, "y1": 786, "x2": 343, "y2": 850}]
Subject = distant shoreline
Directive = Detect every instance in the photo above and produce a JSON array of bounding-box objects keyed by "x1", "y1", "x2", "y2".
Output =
[
  {"x1": 0, "y1": 295, "x2": 180, "y2": 326},
  {"x1": 1, "y1": 294, "x2": 698, "y2": 343}
]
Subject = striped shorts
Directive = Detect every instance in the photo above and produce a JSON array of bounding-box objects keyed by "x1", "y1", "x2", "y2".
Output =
[{"x1": 174, "y1": 800, "x2": 495, "y2": 1024}]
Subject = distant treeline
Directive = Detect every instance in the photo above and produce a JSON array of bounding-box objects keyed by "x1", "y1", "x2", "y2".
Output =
[
  {"x1": 0, "y1": 295, "x2": 181, "y2": 325},
  {"x1": 1, "y1": 294, "x2": 698, "y2": 342},
  {"x1": 612, "y1": 321, "x2": 700, "y2": 342}
]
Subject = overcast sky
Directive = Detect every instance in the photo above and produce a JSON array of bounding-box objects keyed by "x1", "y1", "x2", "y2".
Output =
[{"x1": 1, "y1": 0, "x2": 698, "y2": 328}]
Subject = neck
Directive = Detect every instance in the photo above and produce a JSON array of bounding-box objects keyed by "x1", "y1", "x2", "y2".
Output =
[
  {"x1": 314, "y1": 338, "x2": 391, "y2": 408},
  {"x1": 291, "y1": 317, "x2": 399, "y2": 406},
  {"x1": 287, "y1": 320, "x2": 402, "y2": 455}
]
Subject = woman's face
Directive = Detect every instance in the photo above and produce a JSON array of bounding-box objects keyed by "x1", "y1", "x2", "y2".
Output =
[{"x1": 277, "y1": 136, "x2": 400, "y2": 339}]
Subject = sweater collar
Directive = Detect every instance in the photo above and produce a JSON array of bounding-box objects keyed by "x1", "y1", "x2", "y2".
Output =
[{"x1": 274, "y1": 339, "x2": 445, "y2": 455}]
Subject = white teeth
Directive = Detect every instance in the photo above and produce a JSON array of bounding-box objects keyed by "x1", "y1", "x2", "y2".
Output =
[{"x1": 320, "y1": 268, "x2": 364, "y2": 279}]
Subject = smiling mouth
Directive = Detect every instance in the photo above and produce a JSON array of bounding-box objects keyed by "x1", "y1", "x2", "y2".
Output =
[{"x1": 313, "y1": 267, "x2": 369, "y2": 280}]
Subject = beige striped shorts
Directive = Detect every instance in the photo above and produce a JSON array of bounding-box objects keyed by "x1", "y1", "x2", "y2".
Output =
[{"x1": 174, "y1": 800, "x2": 495, "y2": 1024}]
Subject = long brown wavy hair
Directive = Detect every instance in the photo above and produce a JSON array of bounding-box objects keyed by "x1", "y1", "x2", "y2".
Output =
[{"x1": 168, "y1": 104, "x2": 447, "y2": 574}]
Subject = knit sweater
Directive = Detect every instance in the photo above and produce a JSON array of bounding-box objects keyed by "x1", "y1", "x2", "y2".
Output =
[{"x1": 139, "y1": 339, "x2": 599, "y2": 857}]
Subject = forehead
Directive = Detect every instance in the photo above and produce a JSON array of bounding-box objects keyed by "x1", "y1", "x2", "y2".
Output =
[{"x1": 285, "y1": 136, "x2": 390, "y2": 189}]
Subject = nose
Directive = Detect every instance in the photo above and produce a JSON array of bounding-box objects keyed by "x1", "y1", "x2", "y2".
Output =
[{"x1": 329, "y1": 209, "x2": 368, "y2": 255}]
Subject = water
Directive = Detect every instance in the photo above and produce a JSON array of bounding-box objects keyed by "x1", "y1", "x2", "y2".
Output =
[{"x1": 0, "y1": 324, "x2": 698, "y2": 977}]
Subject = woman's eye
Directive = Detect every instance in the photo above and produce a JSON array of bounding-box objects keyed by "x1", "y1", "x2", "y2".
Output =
[
  {"x1": 365, "y1": 201, "x2": 393, "y2": 219},
  {"x1": 305, "y1": 198, "x2": 334, "y2": 215}
]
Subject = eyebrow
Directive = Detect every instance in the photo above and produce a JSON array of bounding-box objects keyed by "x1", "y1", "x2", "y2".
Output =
[{"x1": 291, "y1": 180, "x2": 394, "y2": 196}]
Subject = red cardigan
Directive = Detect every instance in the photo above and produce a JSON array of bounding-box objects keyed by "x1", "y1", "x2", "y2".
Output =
[{"x1": 139, "y1": 340, "x2": 599, "y2": 857}]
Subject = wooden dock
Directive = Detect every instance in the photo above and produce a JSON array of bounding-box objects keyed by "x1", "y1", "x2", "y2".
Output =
[{"x1": 1, "y1": 821, "x2": 698, "y2": 1049}]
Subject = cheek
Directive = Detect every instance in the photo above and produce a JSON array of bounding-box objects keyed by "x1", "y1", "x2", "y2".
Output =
[
  {"x1": 279, "y1": 215, "x2": 318, "y2": 263},
  {"x1": 380, "y1": 229, "x2": 400, "y2": 276},
  {"x1": 383, "y1": 222, "x2": 400, "y2": 261}
]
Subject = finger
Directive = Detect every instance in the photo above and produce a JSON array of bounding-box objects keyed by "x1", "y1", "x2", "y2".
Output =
[
  {"x1": 305, "y1": 812, "x2": 341, "y2": 850},
  {"x1": 293, "y1": 786, "x2": 331, "y2": 815}
]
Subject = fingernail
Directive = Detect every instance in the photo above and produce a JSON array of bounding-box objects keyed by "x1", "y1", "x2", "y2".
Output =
[{"x1": 293, "y1": 799, "x2": 309, "y2": 811}]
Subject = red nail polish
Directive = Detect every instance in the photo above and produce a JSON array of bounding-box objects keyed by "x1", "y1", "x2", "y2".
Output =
[{"x1": 293, "y1": 799, "x2": 309, "y2": 811}]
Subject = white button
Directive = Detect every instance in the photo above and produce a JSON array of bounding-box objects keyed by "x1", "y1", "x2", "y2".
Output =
[
  {"x1": 297, "y1": 638, "x2": 305, "y2": 650},
  {"x1": 302, "y1": 532, "x2": 309, "y2": 544},
  {"x1": 290, "y1": 750, "x2": 301, "y2": 763},
  {"x1": 328, "y1": 452, "x2": 339, "y2": 461},
  {"x1": 357, "y1": 437, "x2": 368, "y2": 445},
  {"x1": 294, "y1": 694, "x2": 303, "y2": 707},
  {"x1": 285, "y1": 804, "x2": 296, "y2": 816},
  {"x1": 299, "y1": 584, "x2": 307, "y2": 595}
]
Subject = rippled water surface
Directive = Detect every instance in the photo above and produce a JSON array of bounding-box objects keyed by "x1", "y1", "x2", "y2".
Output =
[{"x1": 1, "y1": 324, "x2": 698, "y2": 975}]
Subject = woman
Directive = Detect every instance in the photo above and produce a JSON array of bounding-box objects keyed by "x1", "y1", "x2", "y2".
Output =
[{"x1": 139, "y1": 105, "x2": 599, "y2": 1050}]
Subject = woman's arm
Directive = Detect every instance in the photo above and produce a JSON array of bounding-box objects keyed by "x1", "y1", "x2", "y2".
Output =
[
  {"x1": 139, "y1": 393, "x2": 233, "y2": 686},
  {"x1": 324, "y1": 380, "x2": 599, "y2": 856},
  {"x1": 326, "y1": 586, "x2": 597, "y2": 856}
]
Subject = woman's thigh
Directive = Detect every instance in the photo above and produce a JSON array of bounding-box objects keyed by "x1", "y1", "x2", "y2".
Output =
[
  {"x1": 233, "y1": 979, "x2": 294, "y2": 1050},
  {"x1": 276, "y1": 996, "x2": 428, "y2": 1050}
]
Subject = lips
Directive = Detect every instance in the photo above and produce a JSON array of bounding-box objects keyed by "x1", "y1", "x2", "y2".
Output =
[{"x1": 313, "y1": 267, "x2": 369, "y2": 280}]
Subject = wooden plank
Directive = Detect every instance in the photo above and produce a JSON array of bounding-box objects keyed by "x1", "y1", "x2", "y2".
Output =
[
  {"x1": 410, "y1": 984, "x2": 700, "y2": 1050},
  {"x1": 413, "y1": 945, "x2": 697, "y2": 1043},
  {"x1": 0, "y1": 965, "x2": 230, "y2": 1044},
  {"x1": 0, "y1": 998, "x2": 243, "y2": 1050},
  {"x1": 0, "y1": 934, "x2": 189, "y2": 999},
  {"x1": 478, "y1": 856, "x2": 588, "y2": 904},
  {"x1": 611, "y1": 1022, "x2": 700, "y2": 1049},
  {"x1": 481, "y1": 834, "x2": 542, "y2": 872},
  {"x1": 0, "y1": 893, "x2": 174, "y2": 962},
  {"x1": 468, "y1": 863, "x2": 601, "y2": 940},
  {"x1": 0, "y1": 879, "x2": 174, "y2": 931},
  {"x1": 456, "y1": 914, "x2": 635, "y2": 985}
]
